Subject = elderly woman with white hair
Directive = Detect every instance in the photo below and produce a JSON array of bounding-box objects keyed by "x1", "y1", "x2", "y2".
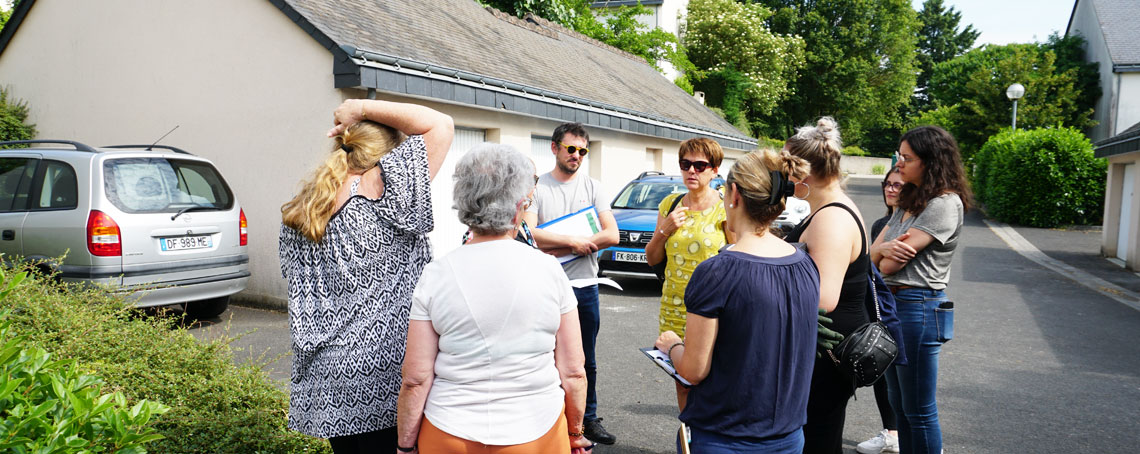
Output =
[{"x1": 396, "y1": 144, "x2": 594, "y2": 454}]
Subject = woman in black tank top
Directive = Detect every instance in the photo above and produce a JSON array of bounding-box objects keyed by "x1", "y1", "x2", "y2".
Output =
[{"x1": 781, "y1": 117, "x2": 871, "y2": 454}]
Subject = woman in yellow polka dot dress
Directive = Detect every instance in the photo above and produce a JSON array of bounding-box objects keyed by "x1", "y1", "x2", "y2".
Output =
[{"x1": 646, "y1": 138, "x2": 728, "y2": 339}]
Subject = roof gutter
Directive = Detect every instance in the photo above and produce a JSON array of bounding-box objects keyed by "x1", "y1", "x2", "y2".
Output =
[
  {"x1": 340, "y1": 45, "x2": 756, "y2": 146},
  {"x1": 1114, "y1": 64, "x2": 1140, "y2": 73}
]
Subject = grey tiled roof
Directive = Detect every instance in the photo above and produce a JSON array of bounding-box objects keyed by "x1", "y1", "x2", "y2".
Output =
[
  {"x1": 283, "y1": 0, "x2": 746, "y2": 139},
  {"x1": 1090, "y1": 0, "x2": 1140, "y2": 66}
]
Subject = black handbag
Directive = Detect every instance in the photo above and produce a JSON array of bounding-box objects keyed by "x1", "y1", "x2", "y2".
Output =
[{"x1": 827, "y1": 269, "x2": 899, "y2": 388}]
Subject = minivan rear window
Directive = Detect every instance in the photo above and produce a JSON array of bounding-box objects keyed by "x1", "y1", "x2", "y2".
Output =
[{"x1": 103, "y1": 158, "x2": 233, "y2": 213}]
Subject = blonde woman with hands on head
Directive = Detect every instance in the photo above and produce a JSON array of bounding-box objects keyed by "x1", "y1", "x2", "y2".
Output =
[
  {"x1": 278, "y1": 99, "x2": 453, "y2": 453},
  {"x1": 652, "y1": 149, "x2": 819, "y2": 454}
]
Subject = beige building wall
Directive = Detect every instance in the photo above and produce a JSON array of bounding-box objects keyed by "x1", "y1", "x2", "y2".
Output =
[
  {"x1": 0, "y1": 0, "x2": 343, "y2": 306},
  {"x1": 0, "y1": 0, "x2": 751, "y2": 307}
]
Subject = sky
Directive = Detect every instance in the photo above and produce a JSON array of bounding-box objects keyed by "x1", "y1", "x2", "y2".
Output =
[{"x1": 914, "y1": 0, "x2": 1078, "y2": 46}]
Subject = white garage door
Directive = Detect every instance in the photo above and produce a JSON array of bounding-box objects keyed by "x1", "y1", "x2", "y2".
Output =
[{"x1": 428, "y1": 127, "x2": 485, "y2": 258}]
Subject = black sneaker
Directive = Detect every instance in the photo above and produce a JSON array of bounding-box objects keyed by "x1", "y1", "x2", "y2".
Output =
[{"x1": 584, "y1": 418, "x2": 617, "y2": 445}]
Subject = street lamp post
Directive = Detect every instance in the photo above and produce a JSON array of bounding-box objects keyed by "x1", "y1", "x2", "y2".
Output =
[{"x1": 1006, "y1": 83, "x2": 1025, "y2": 130}]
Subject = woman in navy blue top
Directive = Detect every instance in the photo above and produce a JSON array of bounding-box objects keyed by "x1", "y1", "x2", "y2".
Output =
[{"x1": 654, "y1": 149, "x2": 820, "y2": 454}]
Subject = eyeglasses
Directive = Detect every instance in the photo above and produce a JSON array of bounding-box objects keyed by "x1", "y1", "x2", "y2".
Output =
[
  {"x1": 679, "y1": 159, "x2": 712, "y2": 172},
  {"x1": 881, "y1": 181, "x2": 903, "y2": 191},
  {"x1": 895, "y1": 151, "x2": 919, "y2": 166},
  {"x1": 560, "y1": 142, "x2": 589, "y2": 156}
]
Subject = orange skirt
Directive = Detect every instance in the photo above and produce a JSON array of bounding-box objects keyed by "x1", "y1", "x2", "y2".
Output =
[{"x1": 418, "y1": 410, "x2": 571, "y2": 453}]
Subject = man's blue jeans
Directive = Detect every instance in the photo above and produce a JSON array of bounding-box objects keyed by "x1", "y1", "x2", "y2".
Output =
[
  {"x1": 574, "y1": 285, "x2": 601, "y2": 422},
  {"x1": 885, "y1": 287, "x2": 951, "y2": 454}
]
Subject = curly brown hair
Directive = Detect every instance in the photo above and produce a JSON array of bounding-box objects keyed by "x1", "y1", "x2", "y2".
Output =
[{"x1": 897, "y1": 126, "x2": 973, "y2": 215}]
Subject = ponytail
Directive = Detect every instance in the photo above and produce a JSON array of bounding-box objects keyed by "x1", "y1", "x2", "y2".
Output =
[{"x1": 282, "y1": 121, "x2": 403, "y2": 242}]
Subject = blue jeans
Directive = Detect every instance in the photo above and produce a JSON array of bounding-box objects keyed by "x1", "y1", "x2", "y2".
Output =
[
  {"x1": 678, "y1": 426, "x2": 803, "y2": 454},
  {"x1": 574, "y1": 285, "x2": 600, "y2": 422},
  {"x1": 885, "y1": 288, "x2": 951, "y2": 454}
]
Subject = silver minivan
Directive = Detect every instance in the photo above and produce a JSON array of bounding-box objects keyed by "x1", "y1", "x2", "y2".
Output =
[{"x1": 0, "y1": 140, "x2": 248, "y2": 318}]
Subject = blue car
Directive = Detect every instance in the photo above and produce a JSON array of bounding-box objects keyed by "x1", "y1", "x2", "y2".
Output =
[
  {"x1": 597, "y1": 171, "x2": 724, "y2": 279},
  {"x1": 598, "y1": 171, "x2": 810, "y2": 280}
]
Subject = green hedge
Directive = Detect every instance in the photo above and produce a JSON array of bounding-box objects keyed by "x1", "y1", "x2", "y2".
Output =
[
  {"x1": 841, "y1": 145, "x2": 867, "y2": 156},
  {"x1": 0, "y1": 266, "x2": 330, "y2": 453},
  {"x1": 973, "y1": 127, "x2": 1105, "y2": 227},
  {"x1": 757, "y1": 137, "x2": 785, "y2": 151}
]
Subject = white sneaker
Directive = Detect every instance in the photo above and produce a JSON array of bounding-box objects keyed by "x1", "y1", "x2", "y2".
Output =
[{"x1": 856, "y1": 429, "x2": 899, "y2": 454}]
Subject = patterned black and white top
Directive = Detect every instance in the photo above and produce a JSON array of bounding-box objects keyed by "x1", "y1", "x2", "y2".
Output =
[{"x1": 279, "y1": 135, "x2": 433, "y2": 438}]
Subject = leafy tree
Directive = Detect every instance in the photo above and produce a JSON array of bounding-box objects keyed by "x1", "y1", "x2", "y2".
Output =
[
  {"x1": 0, "y1": 86, "x2": 36, "y2": 147},
  {"x1": 573, "y1": 3, "x2": 692, "y2": 74},
  {"x1": 752, "y1": 0, "x2": 920, "y2": 144},
  {"x1": 1044, "y1": 32, "x2": 1101, "y2": 118},
  {"x1": 479, "y1": 0, "x2": 689, "y2": 76},
  {"x1": 920, "y1": 43, "x2": 1095, "y2": 161},
  {"x1": 913, "y1": 0, "x2": 979, "y2": 111},
  {"x1": 480, "y1": 0, "x2": 583, "y2": 26},
  {"x1": 683, "y1": 0, "x2": 804, "y2": 125}
]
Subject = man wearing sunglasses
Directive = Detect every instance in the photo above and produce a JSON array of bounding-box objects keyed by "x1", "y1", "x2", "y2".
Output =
[{"x1": 523, "y1": 122, "x2": 620, "y2": 446}]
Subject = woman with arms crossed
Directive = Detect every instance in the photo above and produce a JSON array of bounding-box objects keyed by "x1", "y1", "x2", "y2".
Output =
[{"x1": 871, "y1": 126, "x2": 969, "y2": 454}]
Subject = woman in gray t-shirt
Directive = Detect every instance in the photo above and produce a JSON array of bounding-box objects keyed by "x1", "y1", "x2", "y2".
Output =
[{"x1": 870, "y1": 125, "x2": 971, "y2": 454}]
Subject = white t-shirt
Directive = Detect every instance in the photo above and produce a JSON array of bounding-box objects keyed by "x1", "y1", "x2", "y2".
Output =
[
  {"x1": 410, "y1": 239, "x2": 578, "y2": 445},
  {"x1": 526, "y1": 172, "x2": 612, "y2": 280}
]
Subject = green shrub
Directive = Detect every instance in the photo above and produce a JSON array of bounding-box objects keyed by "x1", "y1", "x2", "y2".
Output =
[
  {"x1": 1, "y1": 316, "x2": 170, "y2": 453},
  {"x1": 757, "y1": 136, "x2": 785, "y2": 151},
  {"x1": 0, "y1": 86, "x2": 37, "y2": 147},
  {"x1": 973, "y1": 127, "x2": 1105, "y2": 227},
  {"x1": 841, "y1": 145, "x2": 867, "y2": 156},
  {"x1": 0, "y1": 267, "x2": 331, "y2": 453},
  {"x1": 871, "y1": 164, "x2": 887, "y2": 175}
]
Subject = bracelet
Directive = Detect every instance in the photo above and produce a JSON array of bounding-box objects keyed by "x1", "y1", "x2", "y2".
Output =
[
  {"x1": 667, "y1": 341, "x2": 684, "y2": 357},
  {"x1": 569, "y1": 430, "x2": 585, "y2": 438},
  {"x1": 359, "y1": 100, "x2": 367, "y2": 120},
  {"x1": 659, "y1": 229, "x2": 666, "y2": 235},
  {"x1": 396, "y1": 444, "x2": 416, "y2": 453}
]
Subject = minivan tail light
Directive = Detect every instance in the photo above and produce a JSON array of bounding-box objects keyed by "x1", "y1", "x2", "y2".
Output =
[
  {"x1": 239, "y1": 209, "x2": 248, "y2": 246},
  {"x1": 87, "y1": 210, "x2": 121, "y2": 257}
]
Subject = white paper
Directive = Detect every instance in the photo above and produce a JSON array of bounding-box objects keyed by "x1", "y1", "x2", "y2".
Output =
[
  {"x1": 640, "y1": 347, "x2": 692, "y2": 387},
  {"x1": 536, "y1": 206, "x2": 602, "y2": 264},
  {"x1": 568, "y1": 277, "x2": 623, "y2": 291}
]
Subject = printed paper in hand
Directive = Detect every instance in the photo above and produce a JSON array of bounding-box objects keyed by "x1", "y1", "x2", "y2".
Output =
[
  {"x1": 640, "y1": 347, "x2": 692, "y2": 387},
  {"x1": 536, "y1": 206, "x2": 601, "y2": 264}
]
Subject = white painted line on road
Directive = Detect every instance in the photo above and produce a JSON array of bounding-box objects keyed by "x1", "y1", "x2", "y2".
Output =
[{"x1": 985, "y1": 219, "x2": 1140, "y2": 312}]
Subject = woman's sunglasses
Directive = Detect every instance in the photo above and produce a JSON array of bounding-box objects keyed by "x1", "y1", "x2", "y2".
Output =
[
  {"x1": 679, "y1": 159, "x2": 712, "y2": 172},
  {"x1": 560, "y1": 142, "x2": 589, "y2": 156}
]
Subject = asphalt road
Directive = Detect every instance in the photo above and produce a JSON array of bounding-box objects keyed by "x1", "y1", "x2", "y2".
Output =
[{"x1": 189, "y1": 176, "x2": 1140, "y2": 453}]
